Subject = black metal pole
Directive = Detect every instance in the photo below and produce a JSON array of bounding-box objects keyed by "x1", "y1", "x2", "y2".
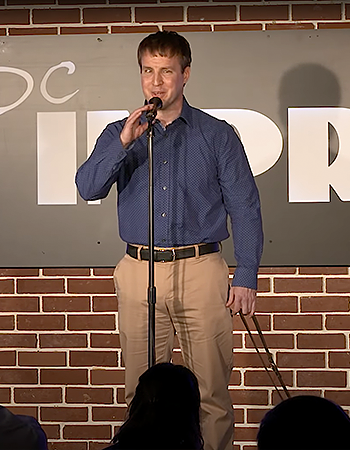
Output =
[{"x1": 147, "y1": 118, "x2": 156, "y2": 368}]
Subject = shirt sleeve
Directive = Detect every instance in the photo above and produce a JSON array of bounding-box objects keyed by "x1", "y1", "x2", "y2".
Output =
[
  {"x1": 216, "y1": 122, "x2": 264, "y2": 290},
  {"x1": 75, "y1": 120, "x2": 128, "y2": 201}
]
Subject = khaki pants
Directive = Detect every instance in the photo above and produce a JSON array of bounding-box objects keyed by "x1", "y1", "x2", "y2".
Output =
[{"x1": 113, "y1": 250, "x2": 234, "y2": 450}]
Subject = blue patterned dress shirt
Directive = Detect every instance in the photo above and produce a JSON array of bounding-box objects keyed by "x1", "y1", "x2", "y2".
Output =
[{"x1": 75, "y1": 98, "x2": 263, "y2": 289}]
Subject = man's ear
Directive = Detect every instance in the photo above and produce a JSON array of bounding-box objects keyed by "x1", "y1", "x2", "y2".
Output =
[{"x1": 183, "y1": 66, "x2": 191, "y2": 86}]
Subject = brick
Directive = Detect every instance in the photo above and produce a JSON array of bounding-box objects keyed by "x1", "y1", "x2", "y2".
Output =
[
  {"x1": 70, "y1": 351, "x2": 118, "y2": 367},
  {"x1": 325, "y1": 390, "x2": 350, "y2": 406},
  {"x1": 188, "y1": 6, "x2": 236, "y2": 22},
  {"x1": 68, "y1": 279, "x2": 114, "y2": 294},
  {"x1": 272, "y1": 389, "x2": 322, "y2": 405},
  {"x1": 297, "y1": 333, "x2": 345, "y2": 349},
  {"x1": 93, "y1": 296, "x2": 118, "y2": 312},
  {"x1": 33, "y1": 8, "x2": 81, "y2": 24},
  {"x1": 277, "y1": 352, "x2": 325, "y2": 368},
  {"x1": 0, "y1": 351, "x2": 15, "y2": 366},
  {"x1": 110, "y1": 0, "x2": 156, "y2": 3},
  {"x1": 135, "y1": 6, "x2": 183, "y2": 23},
  {"x1": 0, "y1": 269, "x2": 39, "y2": 277},
  {"x1": 301, "y1": 296, "x2": 349, "y2": 312},
  {"x1": 41, "y1": 407, "x2": 88, "y2": 422},
  {"x1": 92, "y1": 406, "x2": 127, "y2": 421},
  {"x1": 326, "y1": 279, "x2": 350, "y2": 293},
  {"x1": 111, "y1": 25, "x2": 159, "y2": 33},
  {"x1": 0, "y1": 9, "x2": 29, "y2": 25},
  {"x1": 66, "y1": 387, "x2": 113, "y2": 404},
  {"x1": 9, "y1": 28, "x2": 58, "y2": 35},
  {"x1": 40, "y1": 334, "x2": 87, "y2": 349},
  {"x1": 234, "y1": 426, "x2": 259, "y2": 442},
  {"x1": 41, "y1": 369, "x2": 88, "y2": 385},
  {"x1": 0, "y1": 388, "x2": 10, "y2": 403},
  {"x1": 17, "y1": 315, "x2": 65, "y2": 331},
  {"x1": 14, "y1": 387, "x2": 62, "y2": 403},
  {"x1": 43, "y1": 296, "x2": 90, "y2": 312},
  {"x1": 256, "y1": 296, "x2": 297, "y2": 313},
  {"x1": 233, "y1": 334, "x2": 242, "y2": 349},
  {"x1": 274, "y1": 315, "x2": 322, "y2": 331},
  {"x1": 43, "y1": 268, "x2": 90, "y2": 276},
  {"x1": 229, "y1": 389, "x2": 268, "y2": 405},
  {"x1": 214, "y1": 24, "x2": 263, "y2": 31},
  {"x1": 247, "y1": 408, "x2": 270, "y2": 424},
  {"x1": 329, "y1": 352, "x2": 350, "y2": 368},
  {"x1": 117, "y1": 388, "x2": 125, "y2": 404},
  {"x1": 292, "y1": 4, "x2": 341, "y2": 21},
  {"x1": 91, "y1": 369, "x2": 125, "y2": 385},
  {"x1": 83, "y1": 7, "x2": 130, "y2": 23},
  {"x1": 318, "y1": 23, "x2": 350, "y2": 29},
  {"x1": 326, "y1": 315, "x2": 350, "y2": 330},
  {"x1": 0, "y1": 297, "x2": 39, "y2": 312},
  {"x1": 91, "y1": 333, "x2": 120, "y2": 348},
  {"x1": 0, "y1": 279, "x2": 14, "y2": 294},
  {"x1": 257, "y1": 278, "x2": 270, "y2": 293},
  {"x1": 41, "y1": 424, "x2": 60, "y2": 439},
  {"x1": 233, "y1": 314, "x2": 270, "y2": 332},
  {"x1": 258, "y1": 268, "x2": 296, "y2": 275},
  {"x1": 19, "y1": 351, "x2": 66, "y2": 367},
  {"x1": 8, "y1": 406, "x2": 38, "y2": 418},
  {"x1": 68, "y1": 314, "x2": 115, "y2": 331},
  {"x1": 63, "y1": 425, "x2": 111, "y2": 440},
  {"x1": 163, "y1": 25, "x2": 211, "y2": 32},
  {"x1": 93, "y1": 268, "x2": 115, "y2": 276},
  {"x1": 245, "y1": 333, "x2": 294, "y2": 350},
  {"x1": 297, "y1": 370, "x2": 346, "y2": 387},
  {"x1": 0, "y1": 316, "x2": 15, "y2": 330},
  {"x1": 0, "y1": 369, "x2": 37, "y2": 384},
  {"x1": 240, "y1": 5, "x2": 288, "y2": 21},
  {"x1": 266, "y1": 23, "x2": 315, "y2": 30},
  {"x1": 59, "y1": 0, "x2": 105, "y2": 3},
  {"x1": 8, "y1": 0, "x2": 55, "y2": 3},
  {"x1": 0, "y1": 29, "x2": 5, "y2": 36},
  {"x1": 0, "y1": 333, "x2": 37, "y2": 348},
  {"x1": 244, "y1": 370, "x2": 293, "y2": 387},
  {"x1": 299, "y1": 267, "x2": 348, "y2": 275},
  {"x1": 232, "y1": 408, "x2": 244, "y2": 424},
  {"x1": 49, "y1": 443, "x2": 87, "y2": 450},
  {"x1": 17, "y1": 279, "x2": 65, "y2": 294},
  {"x1": 274, "y1": 278, "x2": 323, "y2": 293},
  {"x1": 61, "y1": 27, "x2": 109, "y2": 35},
  {"x1": 234, "y1": 352, "x2": 269, "y2": 369},
  {"x1": 229, "y1": 370, "x2": 241, "y2": 386}
]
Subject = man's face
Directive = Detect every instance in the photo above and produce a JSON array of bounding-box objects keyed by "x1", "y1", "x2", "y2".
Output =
[{"x1": 140, "y1": 51, "x2": 190, "y2": 113}]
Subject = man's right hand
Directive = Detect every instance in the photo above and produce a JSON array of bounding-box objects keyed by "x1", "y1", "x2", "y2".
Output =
[{"x1": 120, "y1": 104, "x2": 153, "y2": 148}]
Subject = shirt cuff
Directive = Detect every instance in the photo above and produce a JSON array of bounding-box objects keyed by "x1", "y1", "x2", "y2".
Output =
[{"x1": 231, "y1": 266, "x2": 258, "y2": 290}]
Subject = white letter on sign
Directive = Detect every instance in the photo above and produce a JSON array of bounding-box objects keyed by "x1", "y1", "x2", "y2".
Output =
[{"x1": 288, "y1": 107, "x2": 350, "y2": 202}]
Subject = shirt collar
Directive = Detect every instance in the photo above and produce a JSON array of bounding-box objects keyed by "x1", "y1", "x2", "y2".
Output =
[{"x1": 140, "y1": 96, "x2": 193, "y2": 128}]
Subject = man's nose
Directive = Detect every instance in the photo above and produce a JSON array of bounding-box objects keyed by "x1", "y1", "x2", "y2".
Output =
[{"x1": 153, "y1": 72, "x2": 163, "y2": 85}]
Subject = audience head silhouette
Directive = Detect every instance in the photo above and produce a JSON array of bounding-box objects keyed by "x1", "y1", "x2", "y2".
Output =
[
  {"x1": 257, "y1": 395, "x2": 350, "y2": 450},
  {"x1": 106, "y1": 362, "x2": 203, "y2": 449}
]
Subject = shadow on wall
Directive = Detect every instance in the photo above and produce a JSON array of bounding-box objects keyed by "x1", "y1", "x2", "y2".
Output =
[{"x1": 278, "y1": 63, "x2": 341, "y2": 161}]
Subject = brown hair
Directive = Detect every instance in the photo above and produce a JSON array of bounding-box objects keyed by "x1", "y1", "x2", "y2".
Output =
[{"x1": 137, "y1": 31, "x2": 192, "y2": 73}]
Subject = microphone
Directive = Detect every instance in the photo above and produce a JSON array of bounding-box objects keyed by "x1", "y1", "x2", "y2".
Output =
[{"x1": 146, "y1": 97, "x2": 163, "y2": 120}]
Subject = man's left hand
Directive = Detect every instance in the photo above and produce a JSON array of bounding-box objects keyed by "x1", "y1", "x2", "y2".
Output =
[{"x1": 226, "y1": 286, "x2": 256, "y2": 318}]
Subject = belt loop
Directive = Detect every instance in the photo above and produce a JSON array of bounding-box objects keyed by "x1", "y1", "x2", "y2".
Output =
[
  {"x1": 194, "y1": 244, "x2": 200, "y2": 259},
  {"x1": 137, "y1": 246, "x2": 142, "y2": 261},
  {"x1": 219, "y1": 242, "x2": 223, "y2": 253}
]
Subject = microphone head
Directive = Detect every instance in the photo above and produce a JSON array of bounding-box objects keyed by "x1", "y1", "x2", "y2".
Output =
[{"x1": 148, "y1": 97, "x2": 163, "y2": 110}]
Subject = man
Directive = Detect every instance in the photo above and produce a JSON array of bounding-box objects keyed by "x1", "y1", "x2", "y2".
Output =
[{"x1": 76, "y1": 31, "x2": 263, "y2": 450}]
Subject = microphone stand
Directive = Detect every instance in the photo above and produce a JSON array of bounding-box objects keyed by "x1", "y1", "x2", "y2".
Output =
[{"x1": 147, "y1": 111, "x2": 156, "y2": 368}]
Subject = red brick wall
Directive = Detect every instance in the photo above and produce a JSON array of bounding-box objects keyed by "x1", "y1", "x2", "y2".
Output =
[{"x1": 1, "y1": 2, "x2": 350, "y2": 449}]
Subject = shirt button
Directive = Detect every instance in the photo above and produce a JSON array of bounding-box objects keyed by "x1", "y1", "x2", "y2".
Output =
[
  {"x1": 161, "y1": 239, "x2": 166, "y2": 243},
  {"x1": 162, "y1": 186, "x2": 167, "y2": 191},
  {"x1": 161, "y1": 212, "x2": 166, "y2": 217},
  {"x1": 163, "y1": 160, "x2": 168, "y2": 164}
]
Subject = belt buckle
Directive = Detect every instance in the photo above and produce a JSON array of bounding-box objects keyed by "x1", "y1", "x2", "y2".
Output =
[{"x1": 159, "y1": 248, "x2": 176, "y2": 262}]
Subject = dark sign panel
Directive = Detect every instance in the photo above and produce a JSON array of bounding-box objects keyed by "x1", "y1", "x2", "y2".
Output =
[{"x1": 0, "y1": 31, "x2": 349, "y2": 266}]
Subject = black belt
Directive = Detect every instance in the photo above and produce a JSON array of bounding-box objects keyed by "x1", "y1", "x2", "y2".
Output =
[{"x1": 126, "y1": 242, "x2": 220, "y2": 262}]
